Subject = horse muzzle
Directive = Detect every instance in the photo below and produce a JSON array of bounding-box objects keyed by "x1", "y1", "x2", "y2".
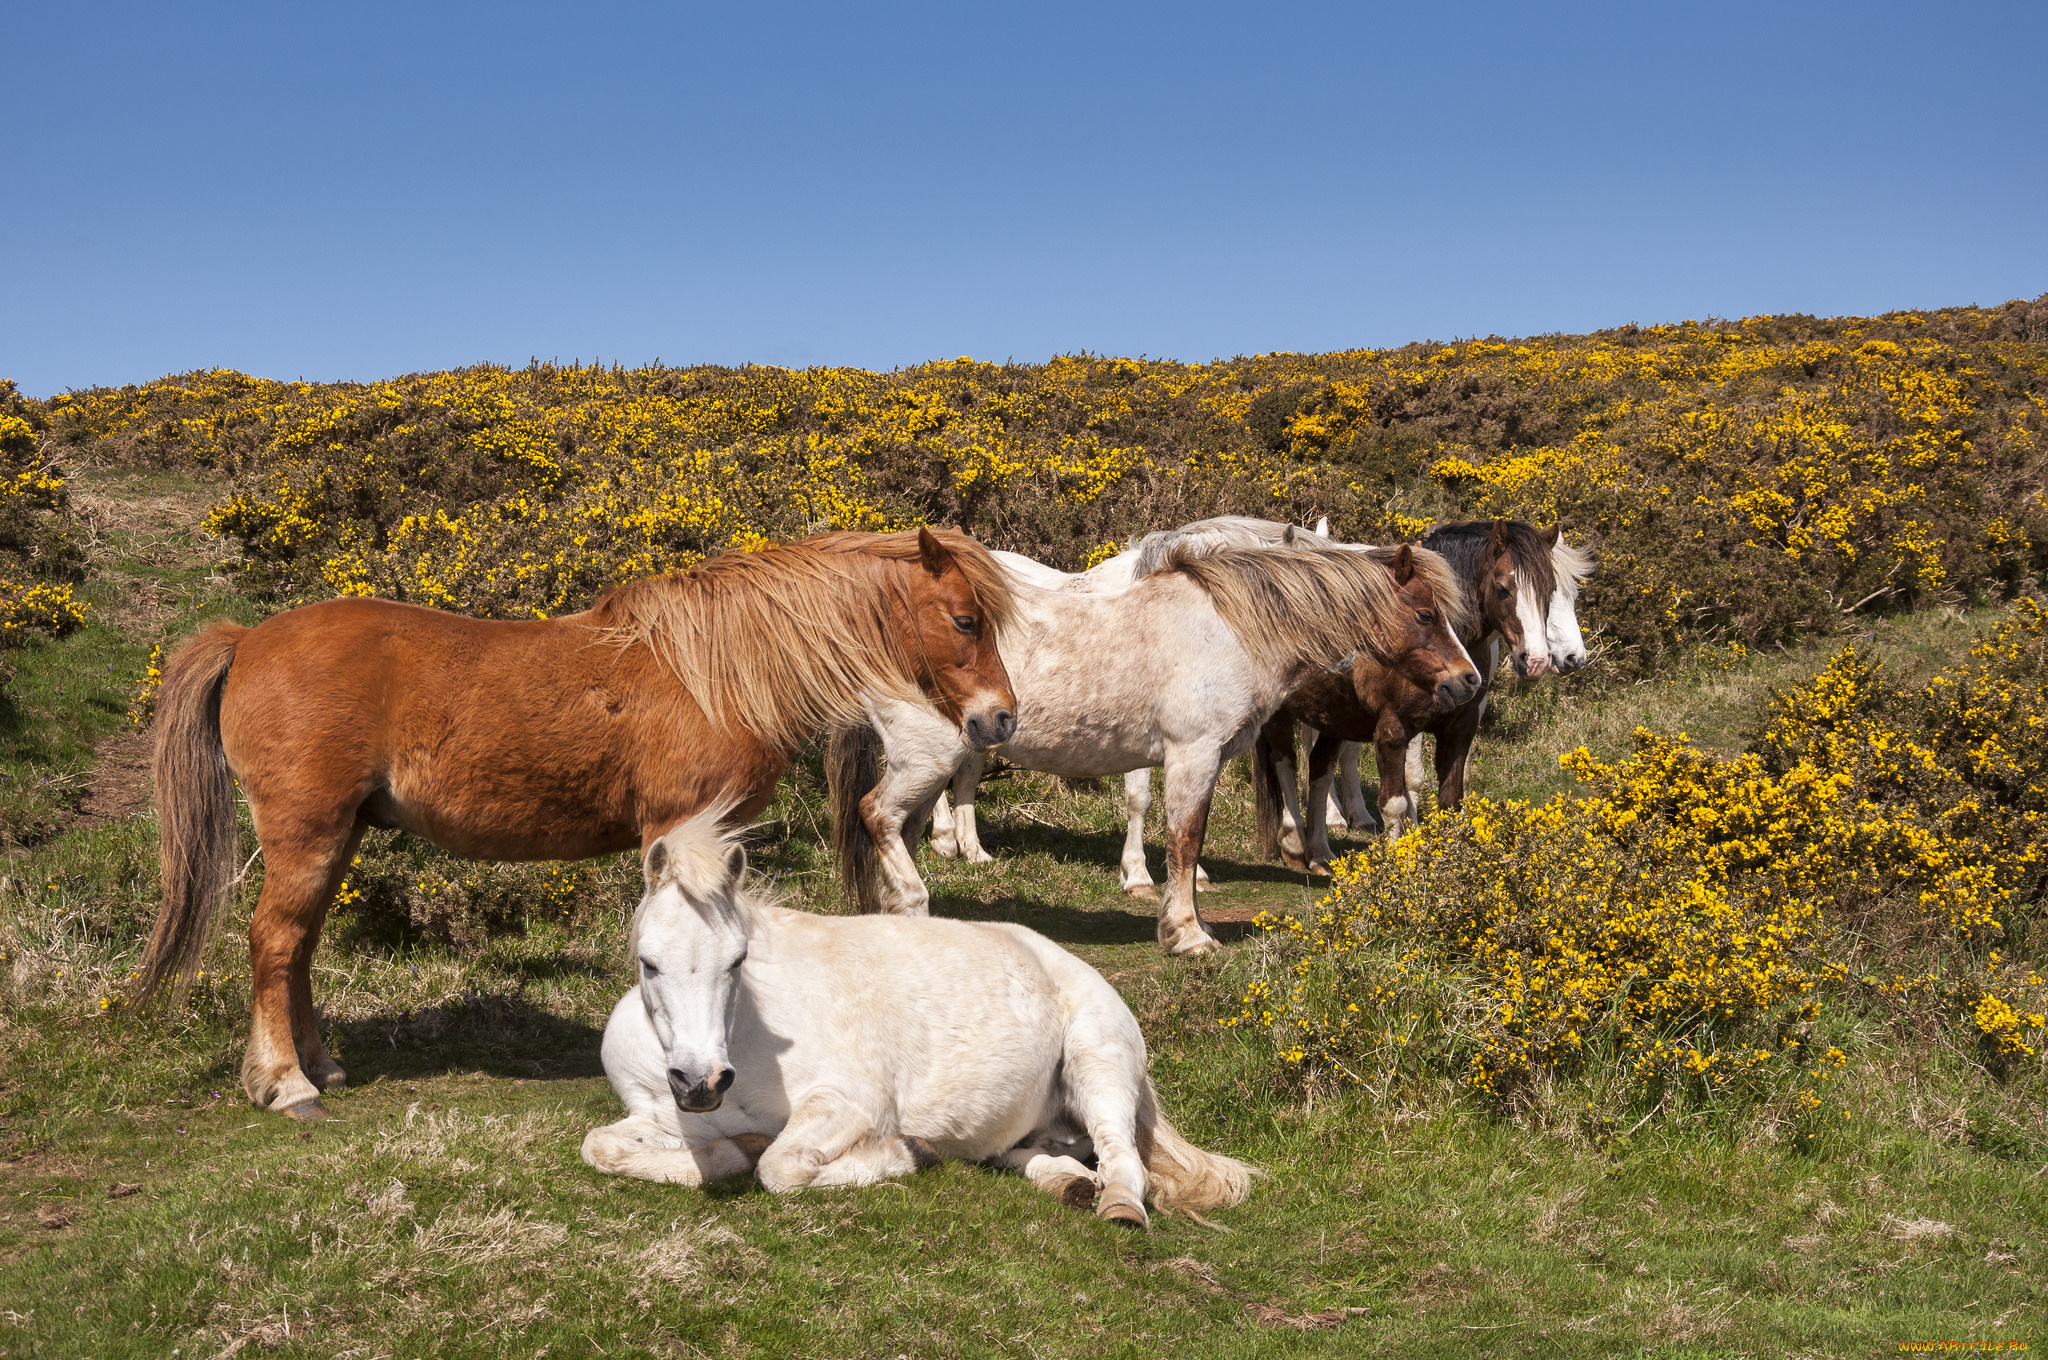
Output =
[
  {"x1": 962, "y1": 706, "x2": 1017, "y2": 750},
  {"x1": 1513, "y1": 650, "x2": 1552, "y2": 680},
  {"x1": 668, "y1": 1065, "x2": 735, "y2": 1114},
  {"x1": 1553, "y1": 650, "x2": 1589, "y2": 674},
  {"x1": 1435, "y1": 670, "x2": 1483, "y2": 710}
]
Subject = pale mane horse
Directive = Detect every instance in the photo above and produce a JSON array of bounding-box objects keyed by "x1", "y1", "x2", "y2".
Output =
[
  {"x1": 830, "y1": 536, "x2": 1454, "y2": 953},
  {"x1": 582, "y1": 809, "x2": 1256, "y2": 1228},
  {"x1": 933, "y1": 516, "x2": 1357, "y2": 895}
]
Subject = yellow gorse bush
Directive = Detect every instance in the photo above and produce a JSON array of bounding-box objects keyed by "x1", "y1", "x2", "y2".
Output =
[
  {"x1": 0, "y1": 379, "x2": 86, "y2": 644},
  {"x1": 1236, "y1": 602, "x2": 2048, "y2": 1109},
  {"x1": 32, "y1": 299, "x2": 2048, "y2": 674}
]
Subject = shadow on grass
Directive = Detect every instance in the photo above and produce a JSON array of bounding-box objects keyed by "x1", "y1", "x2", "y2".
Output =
[{"x1": 331, "y1": 992, "x2": 604, "y2": 1084}]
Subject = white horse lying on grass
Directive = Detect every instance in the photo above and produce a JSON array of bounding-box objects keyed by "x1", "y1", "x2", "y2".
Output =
[{"x1": 581, "y1": 808, "x2": 1256, "y2": 1229}]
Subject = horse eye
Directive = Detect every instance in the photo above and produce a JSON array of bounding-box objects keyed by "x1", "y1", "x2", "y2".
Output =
[
  {"x1": 951, "y1": 614, "x2": 979, "y2": 634},
  {"x1": 639, "y1": 958, "x2": 658, "y2": 977},
  {"x1": 1417, "y1": 610, "x2": 1436, "y2": 625},
  {"x1": 731, "y1": 952, "x2": 748, "y2": 972}
]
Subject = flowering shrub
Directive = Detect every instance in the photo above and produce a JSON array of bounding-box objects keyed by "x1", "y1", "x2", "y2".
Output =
[
  {"x1": 32, "y1": 297, "x2": 2048, "y2": 674},
  {"x1": 128, "y1": 642, "x2": 163, "y2": 727},
  {"x1": 0, "y1": 379, "x2": 86, "y2": 644},
  {"x1": 330, "y1": 832, "x2": 625, "y2": 953},
  {"x1": 1234, "y1": 603, "x2": 2048, "y2": 1112}
]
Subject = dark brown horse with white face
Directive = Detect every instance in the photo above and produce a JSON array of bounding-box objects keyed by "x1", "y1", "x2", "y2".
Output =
[
  {"x1": 134, "y1": 529, "x2": 1017, "y2": 1120},
  {"x1": 1315, "y1": 520, "x2": 1595, "y2": 835},
  {"x1": 1252, "y1": 557, "x2": 1483, "y2": 873}
]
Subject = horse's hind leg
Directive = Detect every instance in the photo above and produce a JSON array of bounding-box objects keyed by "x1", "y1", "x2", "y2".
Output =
[
  {"x1": 993, "y1": 1143, "x2": 1100, "y2": 1210},
  {"x1": 1303, "y1": 734, "x2": 1343, "y2": 871},
  {"x1": 1335, "y1": 741, "x2": 1377, "y2": 830},
  {"x1": 244, "y1": 819, "x2": 363, "y2": 1118},
  {"x1": 1060, "y1": 1018, "x2": 1151, "y2": 1228}
]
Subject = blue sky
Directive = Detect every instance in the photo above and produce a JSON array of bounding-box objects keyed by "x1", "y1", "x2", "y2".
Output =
[{"x1": 3, "y1": 1, "x2": 2042, "y2": 396}]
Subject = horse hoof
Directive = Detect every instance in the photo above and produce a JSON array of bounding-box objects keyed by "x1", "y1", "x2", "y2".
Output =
[
  {"x1": 1167, "y1": 933, "x2": 1220, "y2": 958},
  {"x1": 1308, "y1": 861, "x2": 1332, "y2": 877},
  {"x1": 1052, "y1": 1174, "x2": 1100, "y2": 1211},
  {"x1": 730, "y1": 1132, "x2": 775, "y2": 1165},
  {"x1": 1125, "y1": 884, "x2": 1158, "y2": 901},
  {"x1": 1280, "y1": 853, "x2": 1310, "y2": 873},
  {"x1": 1097, "y1": 1188, "x2": 1149, "y2": 1229},
  {"x1": 281, "y1": 1098, "x2": 330, "y2": 1122},
  {"x1": 901, "y1": 1136, "x2": 943, "y2": 1172}
]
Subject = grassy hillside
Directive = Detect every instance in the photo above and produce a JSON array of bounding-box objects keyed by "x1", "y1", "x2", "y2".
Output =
[{"x1": 1, "y1": 302, "x2": 2045, "y2": 1356}]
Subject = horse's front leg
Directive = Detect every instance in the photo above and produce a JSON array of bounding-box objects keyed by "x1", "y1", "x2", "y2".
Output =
[
  {"x1": 942, "y1": 751, "x2": 993, "y2": 863},
  {"x1": 581, "y1": 1116, "x2": 770, "y2": 1185},
  {"x1": 929, "y1": 788, "x2": 958, "y2": 857},
  {"x1": 858, "y1": 710, "x2": 966, "y2": 914},
  {"x1": 1434, "y1": 694, "x2": 1486, "y2": 811},
  {"x1": 756, "y1": 1091, "x2": 936, "y2": 1192},
  {"x1": 1155, "y1": 747, "x2": 1222, "y2": 956},
  {"x1": 242, "y1": 817, "x2": 363, "y2": 1119},
  {"x1": 1376, "y1": 731, "x2": 1419, "y2": 839},
  {"x1": 1119, "y1": 768, "x2": 1157, "y2": 898},
  {"x1": 1334, "y1": 740, "x2": 1377, "y2": 831}
]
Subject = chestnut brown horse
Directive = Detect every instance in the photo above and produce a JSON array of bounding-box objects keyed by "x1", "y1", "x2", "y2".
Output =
[
  {"x1": 1251, "y1": 562, "x2": 1483, "y2": 872},
  {"x1": 134, "y1": 528, "x2": 1018, "y2": 1120}
]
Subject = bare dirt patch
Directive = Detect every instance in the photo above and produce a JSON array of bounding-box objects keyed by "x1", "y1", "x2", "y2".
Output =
[{"x1": 75, "y1": 724, "x2": 151, "y2": 829}]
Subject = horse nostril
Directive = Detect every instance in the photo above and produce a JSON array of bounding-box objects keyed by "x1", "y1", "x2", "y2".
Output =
[
  {"x1": 712, "y1": 1067, "x2": 735, "y2": 1095},
  {"x1": 666, "y1": 1068, "x2": 691, "y2": 1102},
  {"x1": 992, "y1": 709, "x2": 1016, "y2": 741}
]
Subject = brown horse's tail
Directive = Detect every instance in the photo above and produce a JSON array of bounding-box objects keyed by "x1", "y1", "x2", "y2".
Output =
[
  {"x1": 1137, "y1": 1077, "x2": 1258, "y2": 1215},
  {"x1": 1251, "y1": 712, "x2": 1293, "y2": 863},
  {"x1": 134, "y1": 620, "x2": 248, "y2": 1003},
  {"x1": 825, "y1": 723, "x2": 885, "y2": 914}
]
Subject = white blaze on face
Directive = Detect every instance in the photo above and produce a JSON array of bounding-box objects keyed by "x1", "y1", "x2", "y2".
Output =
[
  {"x1": 1512, "y1": 573, "x2": 1550, "y2": 678},
  {"x1": 1546, "y1": 579, "x2": 1588, "y2": 670},
  {"x1": 633, "y1": 874, "x2": 748, "y2": 1102}
]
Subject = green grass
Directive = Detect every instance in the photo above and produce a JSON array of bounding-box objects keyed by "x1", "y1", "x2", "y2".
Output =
[{"x1": 0, "y1": 474, "x2": 2042, "y2": 1357}]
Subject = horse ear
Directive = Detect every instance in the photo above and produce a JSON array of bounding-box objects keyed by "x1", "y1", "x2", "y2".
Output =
[
  {"x1": 1489, "y1": 519, "x2": 1509, "y2": 555},
  {"x1": 644, "y1": 841, "x2": 668, "y2": 885},
  {"x1": 1314, "y1": 517, "x2": 1331, "y2": 538},
  {"x1": 1543, "y1": 522, "x2": 1562, "y2": 548},
  {"x1": 1394, "y1": 542, "x2": 1416, "y2": 585},
  {"x1": 916, "y1": 526, "x2": 952, "y2": 578},
  {"x1": 724, "y1": 842, "x2": 748, "y2": 886}
]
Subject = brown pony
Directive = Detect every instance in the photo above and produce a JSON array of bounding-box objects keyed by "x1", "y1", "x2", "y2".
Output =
[
  {"x1": 135, "y1": 528, "x2": 1018, "y2": 1120},
  {"x1": 1252, "y1": 557, "x2": 1481, "y2": 872}
]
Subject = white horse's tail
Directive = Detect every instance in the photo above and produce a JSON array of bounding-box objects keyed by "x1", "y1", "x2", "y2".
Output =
[{"x1": 1137, "y1": 1078, "x2": 1257, "y2": 1214}]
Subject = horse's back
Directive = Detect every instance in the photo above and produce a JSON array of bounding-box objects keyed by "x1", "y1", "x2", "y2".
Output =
[
  {"x1": 742, "y1": 909, "x2": 1104, "y2": 1151},
  {"x1": 214, "y1": 596, "x2": 737, "y2": 860},
  {"x1": 999, "y1": 573, "x2": 1262, "y2": 773}
]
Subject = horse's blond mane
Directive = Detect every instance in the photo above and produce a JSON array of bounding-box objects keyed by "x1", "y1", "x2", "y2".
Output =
[
  {"x1": 1156, "y1": 541, "x2": 1470, "y2": 671},
  {"x1": 628, "y1": 805, "x2": 773, "y2": 961},
  {"x1": 1553, "y1": 537, "x2": 1596, "y2": 595},
  {"x1": 593, "y1": 529, "x2": 1016, "y2": 750}
]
